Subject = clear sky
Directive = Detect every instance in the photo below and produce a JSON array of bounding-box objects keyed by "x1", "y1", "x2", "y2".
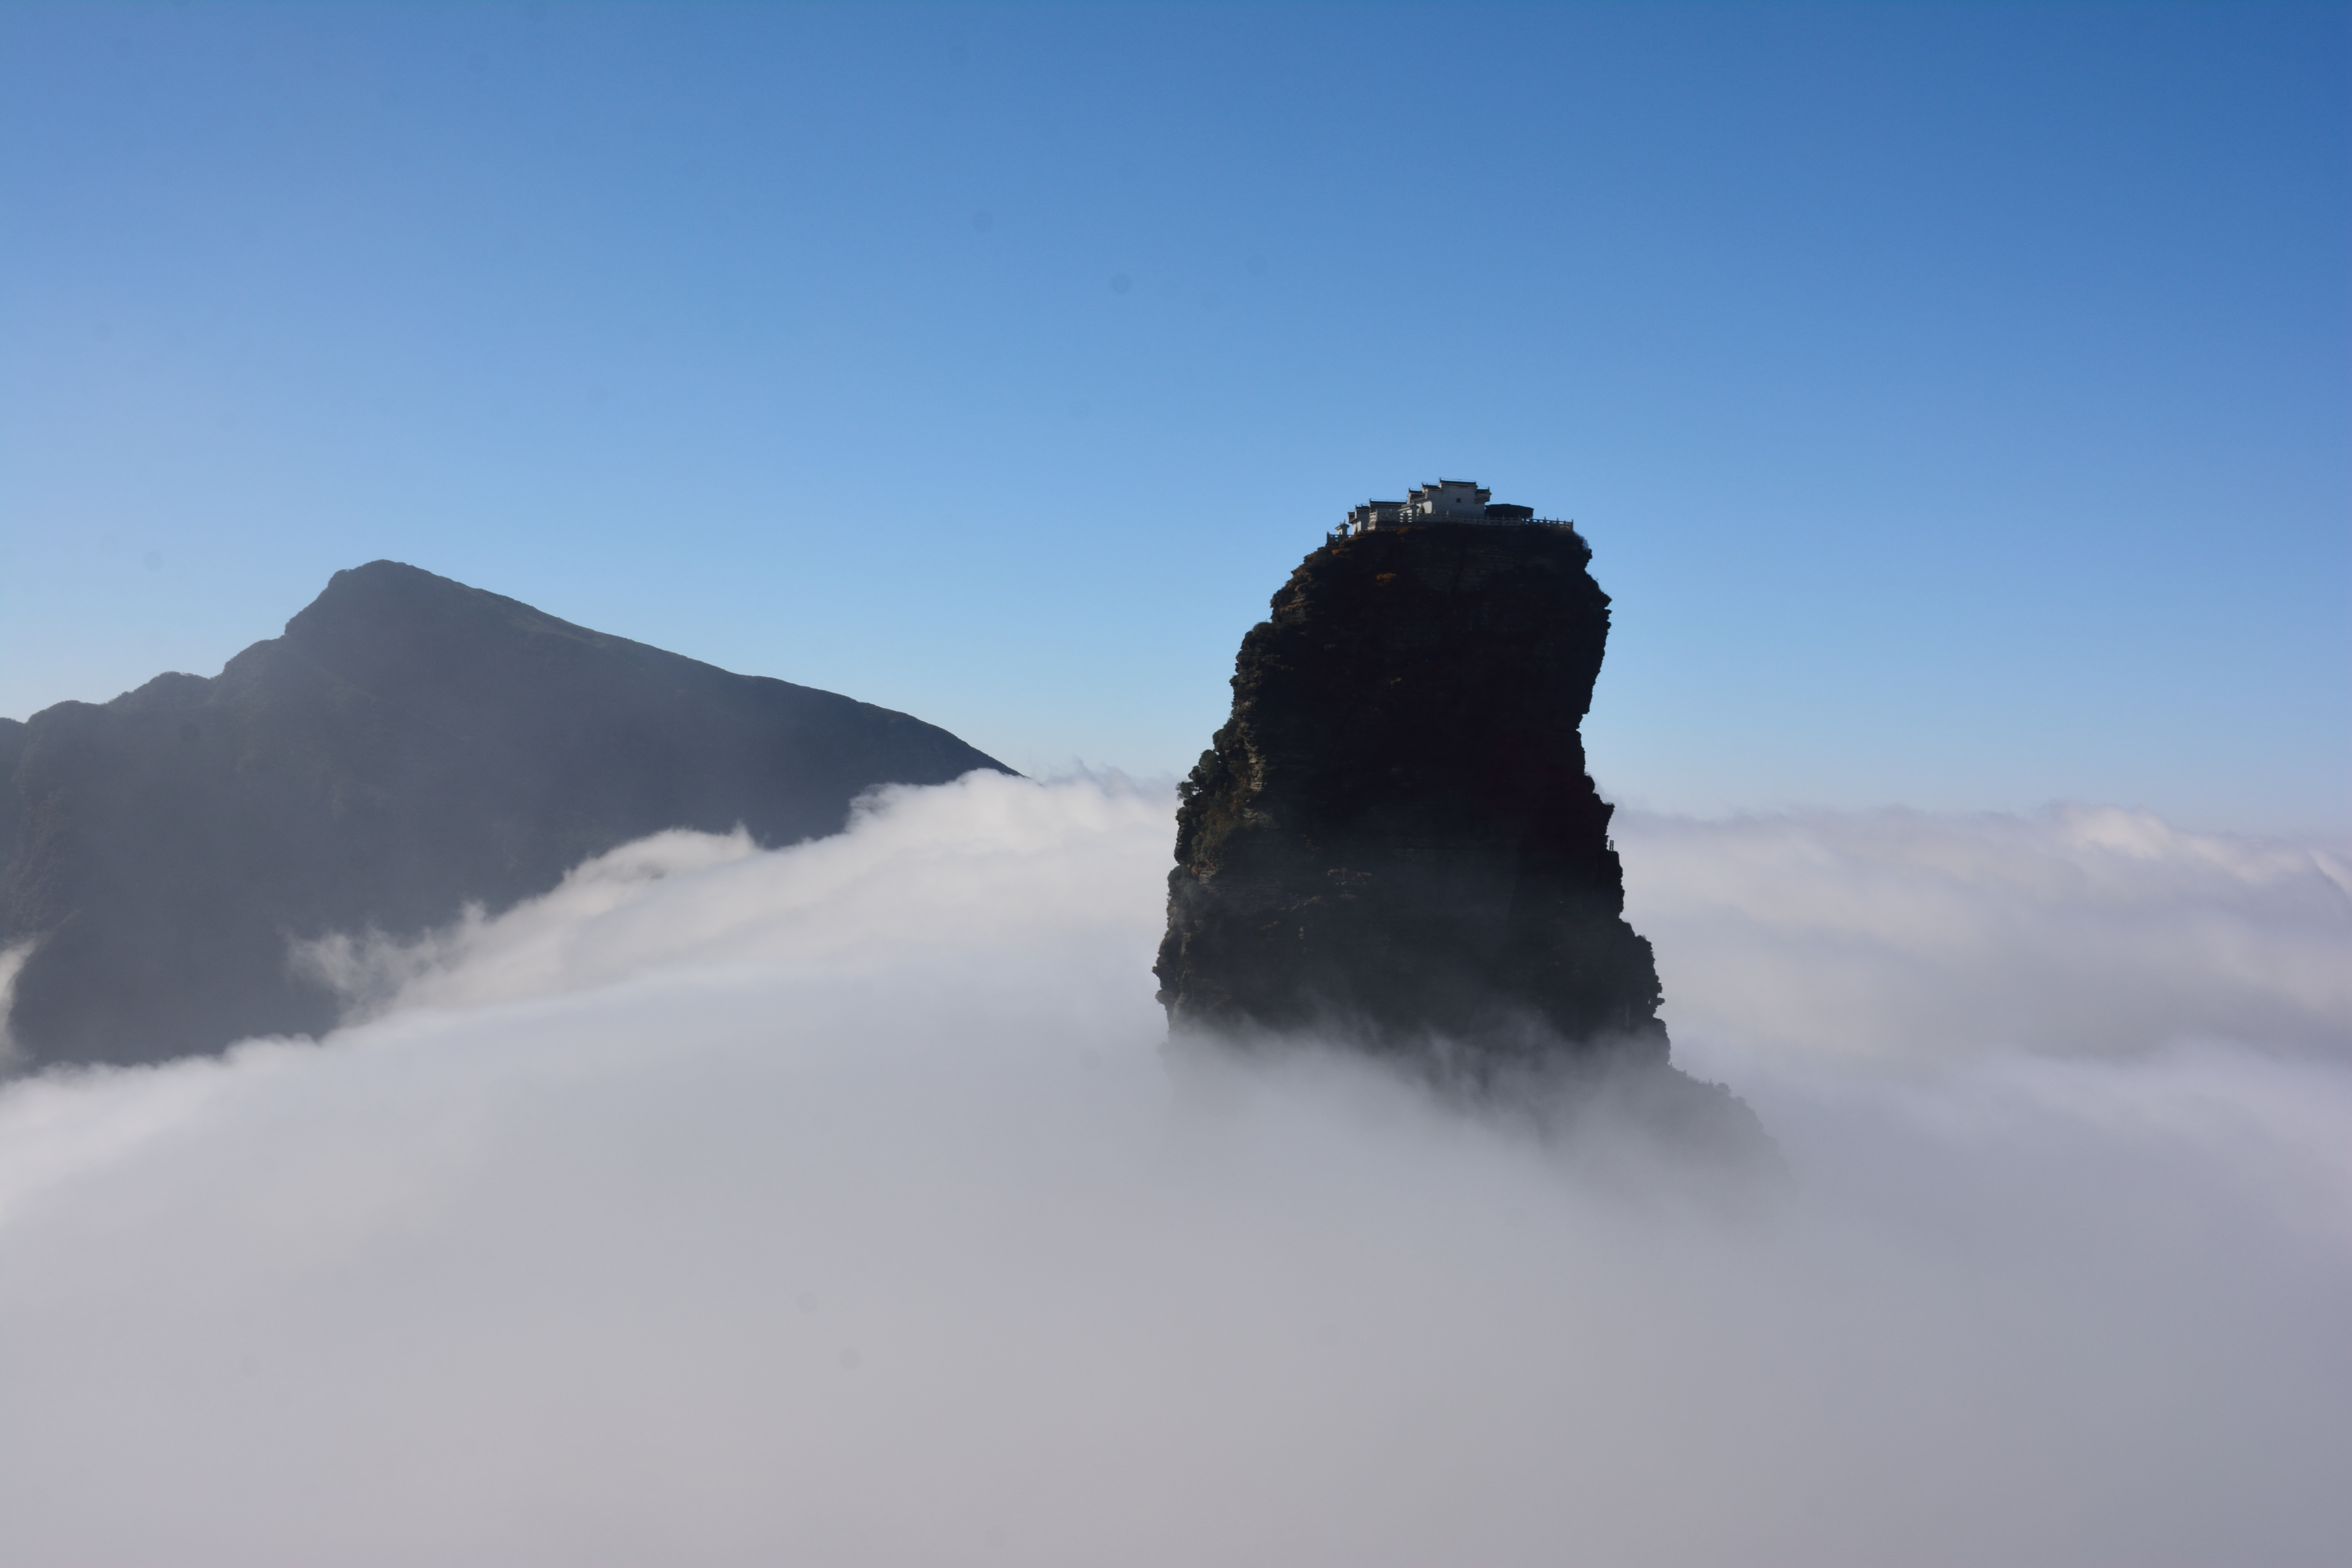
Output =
[{"x1": 3, "y1": 1, "x2": 2345, "y2": 833}]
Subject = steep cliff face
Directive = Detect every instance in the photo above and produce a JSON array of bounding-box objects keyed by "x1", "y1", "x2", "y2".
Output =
[
  {"x1": 0, "y1": 561, "x2": 1008, "y2": 1068},
  {"x1": 1155, "y1": 523, "x2": 1668, "y2": 1071}
]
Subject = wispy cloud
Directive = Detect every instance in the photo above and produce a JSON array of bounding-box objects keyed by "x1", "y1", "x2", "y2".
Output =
[{"x1": 1622, "y1": 803, "x2": 2352, "y2": 1063}]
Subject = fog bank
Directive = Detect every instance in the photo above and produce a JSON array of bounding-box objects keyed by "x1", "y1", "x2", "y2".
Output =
[{"x1": 0, "y1": 775, "x2": 2345, "y2": 1566}]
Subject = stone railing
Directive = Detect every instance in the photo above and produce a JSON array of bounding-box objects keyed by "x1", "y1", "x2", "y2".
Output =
[{"x1": 1346, "y1": 513, "x2": 1577, "y2": 534}]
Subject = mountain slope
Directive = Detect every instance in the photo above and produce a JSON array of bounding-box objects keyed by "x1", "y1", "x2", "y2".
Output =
[{"x1": 0, "y1": 561, "x2": 1008, "y2": 1066}]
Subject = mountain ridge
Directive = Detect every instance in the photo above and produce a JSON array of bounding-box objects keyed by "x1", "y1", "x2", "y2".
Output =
[{"x1": 0, "y1": 561, "x2": 1008, "y2": 1067}]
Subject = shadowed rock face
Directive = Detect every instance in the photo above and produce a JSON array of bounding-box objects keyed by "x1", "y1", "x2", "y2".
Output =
[
  {"x1": 0, "y1": 561, "x2": 1008, "y2": 1068},
  {"x1": 1155, "y1": 523, "x2": 1671, "y2": 1072}
]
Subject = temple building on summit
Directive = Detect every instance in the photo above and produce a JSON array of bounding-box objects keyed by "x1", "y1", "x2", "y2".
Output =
[{"x1": 1343, "y1": 479, "x2": 1549, "y2": 534}]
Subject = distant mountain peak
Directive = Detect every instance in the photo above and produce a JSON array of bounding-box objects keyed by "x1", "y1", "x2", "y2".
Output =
[{"x1": 1, "y1": 565, "x2": 1007, "y2": 1068}]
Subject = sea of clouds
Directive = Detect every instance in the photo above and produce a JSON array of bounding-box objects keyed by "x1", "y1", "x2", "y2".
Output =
[{"x1": 0, "y1": 772, "x2": 2346, "y2": 1567}]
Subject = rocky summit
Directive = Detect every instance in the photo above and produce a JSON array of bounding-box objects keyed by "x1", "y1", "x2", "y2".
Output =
[
  {"x1": 1155, "y1": 508, "x2": 1753, "y2": 1143},
  {"x1": 0, "y1": 562, "x2": 1007, "y2": 1068}
]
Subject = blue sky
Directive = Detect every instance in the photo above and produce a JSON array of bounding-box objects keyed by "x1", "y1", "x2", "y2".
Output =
[{"x1": 2, "y1": 1, "x2": 2345, "y2": 833}]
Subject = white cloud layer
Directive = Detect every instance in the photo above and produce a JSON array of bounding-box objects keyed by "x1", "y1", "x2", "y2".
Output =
[
  {"x1": 1619, "y1": 803, "x2": 2352, "y2": 1065},
  {"x1": 0, "y1": 774, "x2": 2346, "y2": 1567}
]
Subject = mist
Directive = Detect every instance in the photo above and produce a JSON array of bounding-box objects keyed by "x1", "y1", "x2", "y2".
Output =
[{"x1": 0, "y1": 773, "x2": 2344, "y2": 1566}]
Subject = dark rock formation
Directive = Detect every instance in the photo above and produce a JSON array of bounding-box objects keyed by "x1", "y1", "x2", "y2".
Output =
[
  {"x1": 0, "y1": 561, "x2": 1008, "y2": 1069},
  {"x1": 1155, "y1": 521, "x2": 1728, "y2": 1113}
]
